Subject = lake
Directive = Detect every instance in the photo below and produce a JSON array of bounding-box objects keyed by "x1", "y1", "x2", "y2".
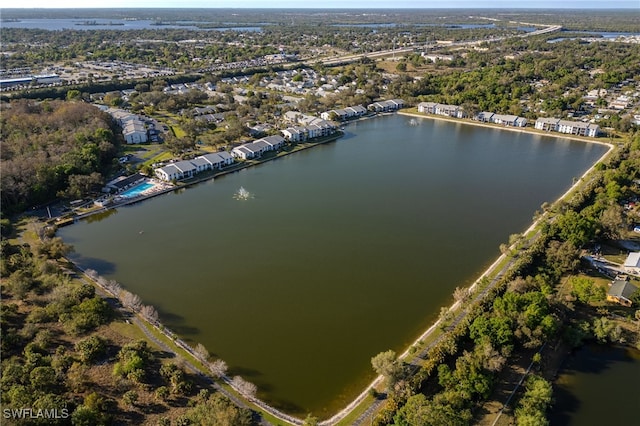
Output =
[
  {"x1": 550, "y1": 344, "x2": 640, "y2": 425},
  {"x1": 59, "y1": 114, "x2": 607, "y2": 417}
]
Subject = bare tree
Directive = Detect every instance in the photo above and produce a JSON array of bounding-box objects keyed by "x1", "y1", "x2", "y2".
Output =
[
  {"x1": 508, "y1": 276, "x2": 532, "y2": 294},
  {"x1": 231, "y1": 376, "x2": 257, "y2": 398},
  {"x1": 478, "y1": 339, "x2": 506, "y2": 372},
  {"x1": 194, "y1": 343, "x2": 210, "y2": 361},
  {"x1": 453, "y1": 286, "x2": 471, "y2": 303},
  {"x1": 140, "y1": 305, "x2": 159, "y2": 322},
  {"x1": 121, "y1": 290, "x2": 142, "y2": 311},
  {"x1": 97, "y1": 275, "x2": 109, "y2": 287},
  {"x1": 107, "y1": 280, "x2": 122, "y2": 295},
  {"x1": 439, "y1": 306, "x2": 454, "y2": 323},
  {"x1": 209, "y1": 359, "x2": 228, "y2": 378},
  {"x1": 85, "y1": 269, "x2": 99, "y2": 280}
]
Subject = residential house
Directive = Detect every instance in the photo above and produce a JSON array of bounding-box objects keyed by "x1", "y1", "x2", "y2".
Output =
[
  {"x1": 623, "y1": 252, "x2": 640, "y2": 275},
  {"x1": 345, "y1": 105, "x2": 367, "y2": 117},
  {"x1": 261, "y1": 135, "x2": 285, "y2": 151},
  {"x1": 193, "y1": 106, "x2": 217, "y2": 116},
  {"x1": 476, "y1": 111, "x2": 495, "y2": 122},
  {"x1": 491, "y1": 114, "x2": 527, "y2": 127},
  {"x1": 188, "y1": 153, "x2": 232, "y2": 173},
  {"x1": 583, "y1": 88, "x2": 607, "y2": 106},
  {"x1": 609, "y1": 95, "x2": 629, "y2": 110},
  {"x1": 557, "y1": 120, "x2": 599, "y2": 137},
  {"x1": 435, "y1": 103, "x2": 464, "y2": 118},
  {"x1": 281, "y1": 126, "x2": 307, "y2": 143},
  {"x1": 231, "y1": 139, "x2": 272, "y2": 160},
  {"x1": 196, "y1": 113, "x2": 226, "y2": 124},
  {"x1": 535, "y1": 117, "x2": 599, "y2": 137},
  {"x1": 123, "y1": 121, "x2": 148, "y2": 144},
  {"x1": 367, "y1": 99, "x2": 405, "y2": 112},
  {"x1": 155, "y1": 161, "x2": 193, "y2": 182},
  {"x1": 534, "y1": 117, "x2": 560, "y2": 131},
  {"x1": 422, "y1": 54, "x2": 454, "y2": 62},
  {"x1": 418, "y1": 102, "x2": 465, "y2": 118},
  {"x1": 389, "y1": 99, "x2": 406, "y2": 109},
  {"x1": 190, "y1": 156, "x2": 213, "y2": 173},
  {"x1": 607, "y1": 279, "x2": 638, "y2": 307},
  {"x1": 321, "y1": 105, "x2": 367, "y2": 121},
  {"x1": 307, "y1": 121, "x2": 336, "y2": 138},
  {"x1": 107, "y1": 108, "x2": 148, "y2": 144},
  {"x1": 306, "y1": 124, "x2": 324, "y2": 139},
  {"x1": 284, "y1": 111, "x2": 306, "y2": 123},
  {"x1": 417, "y1": 102, "x2": 438, "y2": 114},
  {"x1": 247, "y1": 123, "x2": 272, "y2": 137},
  {"x1": 197, "y1": 152, "x2": 233, "y2": 170},
  {"x1": 231, "y1": 146, "x2": 255, "y2": 160},
  {"x1": 321, "y1": 109, "x2": 349, "y2": 121}
]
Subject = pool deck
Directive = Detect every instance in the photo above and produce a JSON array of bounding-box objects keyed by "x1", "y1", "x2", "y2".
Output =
[{"x1": 113, "y1": 179, "x2": 173, "y2": 202}]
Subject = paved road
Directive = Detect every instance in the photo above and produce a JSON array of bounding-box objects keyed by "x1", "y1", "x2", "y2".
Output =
[{"x1": 311, "y1": 22, "x2": 561, "y2": 69}]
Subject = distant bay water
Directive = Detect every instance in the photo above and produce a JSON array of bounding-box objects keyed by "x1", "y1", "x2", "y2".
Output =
[
  {"x1": 1, "y1": 18, "x2": 262, "y2": 31},
  {"x1": 59, "y1": 114, "x2": 607, "y2": 417}
]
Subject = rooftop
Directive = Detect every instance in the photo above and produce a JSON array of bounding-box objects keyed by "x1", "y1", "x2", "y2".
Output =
[
  {"x1": 608, "y1": 280, "x2": 638, "y2": 302},
  {"x1": 624, "y1": 252, "x2": 640, "y2": 268}
]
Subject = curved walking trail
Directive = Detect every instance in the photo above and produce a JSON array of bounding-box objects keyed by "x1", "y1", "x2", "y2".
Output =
[{"x1": 75, "y1": 268, "x2": 277, "y2": 424}]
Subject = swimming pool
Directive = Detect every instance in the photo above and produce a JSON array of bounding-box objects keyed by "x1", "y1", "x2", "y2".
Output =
[{"x1": 119, "y1": 182, "x2": 155, "y2": 198}]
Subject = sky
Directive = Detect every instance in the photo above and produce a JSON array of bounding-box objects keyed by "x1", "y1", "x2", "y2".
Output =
[{"x1": 6, "y1": 0, "x2": 640, "y2": 9}]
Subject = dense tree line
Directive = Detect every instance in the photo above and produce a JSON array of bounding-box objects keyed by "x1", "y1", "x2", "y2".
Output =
[
  {"x1": 387, "y1": 37, "x2": 640, "y2": 121},
  {"x1": 1, "y1": 73, "x2": 204, "y2": 103},
  {"x1": 0, "y1": 99, "x2": 119, "y2": 214}
]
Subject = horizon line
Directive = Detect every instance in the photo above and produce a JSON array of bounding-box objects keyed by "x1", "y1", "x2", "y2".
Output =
[{"x1": 3, "y1": 6, "x2": 638, "y2": 9}]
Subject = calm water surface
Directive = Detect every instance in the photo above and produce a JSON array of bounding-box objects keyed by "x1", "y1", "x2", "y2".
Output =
[
  {"x1": 1, "y1": 18, "x2": 261, "y2": 31},
  {"x1": 550, "y1": 344, "x2": 640, "y2": 425},
  {"x1": 60, "y1": 115, "x2": 606, "y2": 417}
]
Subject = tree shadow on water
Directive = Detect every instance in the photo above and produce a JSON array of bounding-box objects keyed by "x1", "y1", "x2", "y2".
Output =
[
  {"x1": 229, "y1": 366, "x2": 263, "y2": 379},
  {"x1": 548, "y1": 380, "x2": 581, "y2": 425},
  {"x1": 70, "y1": 255, "x2": 117, "y2": 275},
  {"x1": 155, "y1": 308, "x2": 200, "y2": 335},
  {"x1": 548, "y1": 344, "x2": 637, "y2": 425}
]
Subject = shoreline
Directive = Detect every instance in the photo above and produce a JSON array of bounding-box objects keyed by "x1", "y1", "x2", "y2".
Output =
[
  {"x1": 58, "y1": 132, "x2": 343, "y2": 226},
  {"x1": 398, "y1": 110, "x2": 614, "y2": 149},
  {"x1": 334, "y1": 111, "x2": 615, "y2": 426},
  {"x1": 394, "y1": 108, "x2": 614, "y2": 362},
  {"x1": 56, "y1": 112, "x2": 617, "y2": 425}
]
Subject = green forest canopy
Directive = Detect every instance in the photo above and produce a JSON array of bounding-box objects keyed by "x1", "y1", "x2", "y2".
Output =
[{"x1": 0, "y1": 99, "x2": 119, "y2": 214}]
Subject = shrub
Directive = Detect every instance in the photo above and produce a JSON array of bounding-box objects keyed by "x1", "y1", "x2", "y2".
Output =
[{"x1": 75, "y1": 335, "x2": 107, "y2": 364}]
